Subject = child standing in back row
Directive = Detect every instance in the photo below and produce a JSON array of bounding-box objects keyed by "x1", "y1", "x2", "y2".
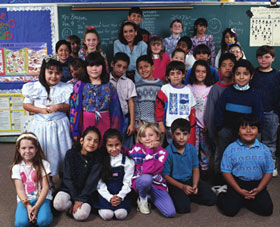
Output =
[
  {"x1": 250, "y1": 45, "x2": 280, "y2": 176},
  {"x1": 109, "y1": 52, "x2": 137, "y2": 149},
  {"x1": 22, "y1": 57, "x2": 73, "y2": 177},
  {"x1": 147, "y1": 36, "x2": 170, "y2": 82},
  {"x1": 163, "y1": 19, "x2": 183, "y2": 58},
  {"x1": 187, "y1": 60, "x2": 214, "y2": 178},
  {"x1": 191, "y1": 18, "x2": 215, "y2": 66},
  {"x1": 205, "y1": 53, "x2": 236, "y2": 176},
  {"x1": 155, "y1": 61, "x2": 196, "y2": 146},
  {"x1": 78, "y1": 26, "x2": 109, "y2": 72},
  {"x1": 70, "y1": 52, "x2": 123, "y2": 141},
  {"x1": 135, "y1": 55, "x2": 164, "y2": 130}
]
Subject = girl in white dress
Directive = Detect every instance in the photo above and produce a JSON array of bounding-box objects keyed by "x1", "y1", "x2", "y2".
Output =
[{"x1": 22, "y1": 56, "x2": 73, "y2": 177}]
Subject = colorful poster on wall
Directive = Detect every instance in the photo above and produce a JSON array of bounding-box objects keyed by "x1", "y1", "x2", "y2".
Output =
[
  {"x1": 0, "y1": 43, "x2": 47, "y2": 82},
  {"x1": 0, "y1": 93, "x2": 27, "y2": 135}
]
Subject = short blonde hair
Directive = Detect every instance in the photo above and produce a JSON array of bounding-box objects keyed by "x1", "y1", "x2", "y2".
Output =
[{"x1": 136, "y1": 122, "x2": 163, "y2": 144}]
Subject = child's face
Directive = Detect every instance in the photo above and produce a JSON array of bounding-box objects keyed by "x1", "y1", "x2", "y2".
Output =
[
  {"x1": 176, "y1": 41, "x2": 189, "y2": 53},
  {"x1": 172, "y1": 128, "x2": 189, "y2": 147},
  {"x1": 106, "y1": 137, "x2": 122, "y2": 157},
  {"x1": 172, "y1": 52, "x2": 185, "y2": 63},
  {"x1": 123, "y1": 25, "x2": 137, "y2": 44},
  {"x1": 219, "y1": 59, "x2": 234, "y2": 80},
  {"x1": 139, "y1": 127, "x2": 160, "y2": 148},
  {"x1": 234, "y1": 66, "x2": 252, "y2": 87},
  {"x1": 195, "y1": 65, "x2": 207, "y2": 85},
  {"x1": 151, "y1": 42, "x2": 162, "y2": 55},
  {"x1": 87, "y1": 64, "x2": 103, "y2": 83},
  {"x1": 111, "y1": 60, "x2": 128, "y2": 79},
  {"x1": 137, "y1": 60, "x2": 154, "y2": 80},
  {"x1": 56, "y1": 44, "x2": 70, "y2": 63},
  {"x1": 196, "y1": 24, "x2": 206, "y2": 35},
  {"x1": 70, "y1": 41, "x2": 80, "y2": 55},
  {"x1": 80, "y1": 131, "x2": 99, "y2": 154},
  {"x1": 19, "y1": 139, "x2": 37, "y2": 164},
  {"x1": 168, "y1": 69, "x2": 184, "y2": 87},
  {"x1": 195, "y1": 53, "x2": 210, "y2": 61},
  {"x1": 229, "y1": 46, "x2": 243, "y2": 61},
  {"x1": 257, "y1": 53, "x2": 274, "y2": 70},
  {"x1": 84, "y1": 33, "x2": 99, "y2": 52},
  {"x1": 224, "y1": 32, "x2": 235, "y2": 44},
  {"x1": 239, "y1": 124, "x2": 258, "y2": 146},
  {"x1": 170, "y1": 22, "x2": 183, "y2": 35},
  {"x1": 70, "y1": 65, "x2": 83, "y2": 80},
  {"x1": 45, "y1": 66, "x2": 62, "y2": 87},
  {"x1": 128, "y1": 13, "x2": 142, "y2": 25}
]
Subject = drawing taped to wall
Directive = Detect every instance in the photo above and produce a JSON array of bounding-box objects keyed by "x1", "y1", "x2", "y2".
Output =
[{"x1": 250, "y1": 7, "x2": 280, "y2": 46}]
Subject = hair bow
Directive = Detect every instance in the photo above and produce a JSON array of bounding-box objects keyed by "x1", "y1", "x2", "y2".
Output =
[
  {"x1": 44, "y1": 54, "x2": 59, "y2": 63},
  {"x1": 88, "y1": 26, "x2": 95, "y2": 30},
  {"x1": 231, "y1": 28, "x2": 236, "y2": 34}
]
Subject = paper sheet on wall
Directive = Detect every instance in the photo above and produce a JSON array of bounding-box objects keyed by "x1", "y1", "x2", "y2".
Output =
[
  {"x1": 0, "y1": 93, "x2": 27, "y2": 135},
  {"x1": 250, "y1": 7, "x2": 280, "y2": 46}
]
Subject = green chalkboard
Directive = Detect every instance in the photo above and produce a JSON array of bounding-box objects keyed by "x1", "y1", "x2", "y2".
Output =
[{"x1": 58, "y1": 5, "x2": 280, "y2": 69}]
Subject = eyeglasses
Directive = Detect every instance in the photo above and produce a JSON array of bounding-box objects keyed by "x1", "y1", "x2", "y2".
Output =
[{"x1": 229, "y1": 50, "x2": 241, "y2": 54}]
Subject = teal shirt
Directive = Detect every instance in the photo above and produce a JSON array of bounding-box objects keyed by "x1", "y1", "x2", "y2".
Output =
[{"x1": 163, "y1": 143, "x2": 199, "y2": 181}]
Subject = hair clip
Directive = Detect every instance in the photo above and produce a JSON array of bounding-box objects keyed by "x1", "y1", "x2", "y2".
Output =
[
  {"x1": 87, "y1": 26, "x2": 95, "y2": 30},
  {"x1": 44, "y1": 54, "x2": 59, "y2": 63},
  {"x1": 231, "y1": 28, "x2": 236, "y2": 34}
]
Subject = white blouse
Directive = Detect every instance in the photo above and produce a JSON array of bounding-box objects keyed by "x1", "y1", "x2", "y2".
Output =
[{"x1": 97, "y1": 153, "x2": 135, "y2": 202}]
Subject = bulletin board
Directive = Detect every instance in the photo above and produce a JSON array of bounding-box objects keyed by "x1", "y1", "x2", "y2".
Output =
[{"x1": 0, "y1": 5, "x2": 57, "y2": 136}]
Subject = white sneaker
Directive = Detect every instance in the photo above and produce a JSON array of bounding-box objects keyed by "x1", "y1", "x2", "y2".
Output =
[
  {"x1": 211, "y1": 185, "x2": 227, "y2": 196},
  {"x1": 273, "y1": 168, "x2": 278, "y2": 177},
  {"x1": 137, "y1": 197, "x2": 151, "y2": 214}
]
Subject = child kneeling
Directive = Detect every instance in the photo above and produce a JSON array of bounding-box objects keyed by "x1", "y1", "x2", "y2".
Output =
[
  {"x1": 217, "y1": 115, "x2": 273, "y2": 216},
  {"x1": 163, "y1": 119, "x2": 217, "y2": 213}
]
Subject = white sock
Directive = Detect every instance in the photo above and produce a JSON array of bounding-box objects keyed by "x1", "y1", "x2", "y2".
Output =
[
  {"x1": 73, "y1": 203, "x2": 91, "y2": 221},
  {"x1": 114, "y1": 209, "x2": 128, "y2": 220},
  {"x1": 98, "y1": 209, "x2": 114, "y2": 221},
  {"x1": 140, "y1": 196, "x2": 148, "y2": 203},
  {"x1": 53, "y1": 191, "x2": 72, "y2": 211}
]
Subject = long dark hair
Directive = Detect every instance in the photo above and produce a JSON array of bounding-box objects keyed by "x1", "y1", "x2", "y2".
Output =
[
  {"x1": 221, "y1": 28, "x2": 237, "y2": 54},
  {"x1": 100, "y1": 129, "x2": 123, "y2": 183},
  {"x1": 72, "y1": 126, "x2": 101, "y2": 151},
  {"x1": 39, "y1": 58, "x2": 62, "y2": 100},
  {"x1": 189, "y1": 60, "x2": 214, "y2": 86},
  {"x1": 118, "y1": 20, "x2": 143, "y2": 45},
  {"x1": 82, "y1": 51, "x2": 109, "y2": 84}
]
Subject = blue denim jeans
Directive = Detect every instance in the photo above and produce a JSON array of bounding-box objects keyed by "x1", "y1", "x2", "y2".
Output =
[
  {"x1": 15, "y1": 199, "x2": 53, "y2": 227},
  {"x1": 261, "y1": 111, "x2": 279, "y2": 160}
]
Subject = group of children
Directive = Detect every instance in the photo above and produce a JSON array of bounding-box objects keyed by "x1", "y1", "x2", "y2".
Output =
[{"x1": 10, "y1": 6, "x2": 280, "y2": 227}]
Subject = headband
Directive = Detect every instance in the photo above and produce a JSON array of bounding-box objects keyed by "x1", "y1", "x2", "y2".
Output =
[
  {"x1": 44, "y1": 54, "x2": 59, "y2": 63},
  {"x1": 16, "y1": 134, "x2": 38, "y2": 142}
]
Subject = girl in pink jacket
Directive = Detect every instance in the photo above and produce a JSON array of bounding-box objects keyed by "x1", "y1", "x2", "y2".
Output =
[{"x1": 128, "y1": 123, "x2": 175, "y2": 217}]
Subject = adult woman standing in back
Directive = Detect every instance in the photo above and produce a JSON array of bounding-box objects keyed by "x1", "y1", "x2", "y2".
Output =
[{"x1": 114, "y1": 20, "x2": 147, "y2": 82}]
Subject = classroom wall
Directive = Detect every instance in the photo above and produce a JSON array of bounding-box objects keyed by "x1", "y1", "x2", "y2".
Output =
[{"x1": 58, "y1": 5, "x2": 280, "y2": 69}]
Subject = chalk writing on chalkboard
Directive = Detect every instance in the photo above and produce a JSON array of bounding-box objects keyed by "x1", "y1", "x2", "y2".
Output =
[{"x1": 250, "y1": 7, "x2": 280, "y2": 46}]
